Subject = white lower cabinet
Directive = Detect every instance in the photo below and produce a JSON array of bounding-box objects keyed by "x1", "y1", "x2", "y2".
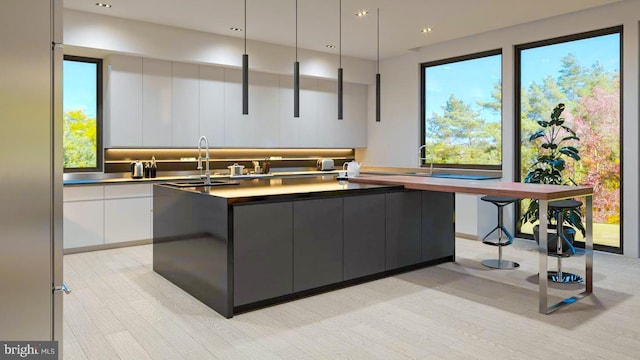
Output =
[
  {"x1": 105, "y1": 197, "x2": 152, "y2": 244},
  {"x1": 63, "y1": 184, "x2": 153, "y2": 251},
  {"x1": 63, "y1": 200, "x2": 104, "y2": 249}
]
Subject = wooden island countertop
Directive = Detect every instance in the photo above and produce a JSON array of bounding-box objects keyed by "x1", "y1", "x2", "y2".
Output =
[{"x1": 349, "y1": 175, "x2": 593, "y2": 200}]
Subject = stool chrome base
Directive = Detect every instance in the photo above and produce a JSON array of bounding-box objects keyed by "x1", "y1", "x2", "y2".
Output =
[
  {"x1": 481, "y1": 259, "x2": 520, "y2": 269},
  {"x1": 547, "y1": 271, "x2": 583, "y2": 284}
]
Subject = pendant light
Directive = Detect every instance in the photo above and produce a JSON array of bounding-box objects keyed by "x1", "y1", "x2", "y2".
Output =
[
  {"x1": 242, "y1": 0, "x2": 249, "y2": 115},
  {"x1": 337, "y1": 0, "x2": 343, "y2": 120},
  {"x1": 294, "y1": 0, "x2": 300, "y2": 118},
  {"x1": 376, "y1": 8, "x2": 381, "y2": 122}
]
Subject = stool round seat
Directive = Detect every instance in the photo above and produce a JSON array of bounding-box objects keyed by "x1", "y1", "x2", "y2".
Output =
[
  {"x1": 480, "y1": 195, "x2": 519, "y2": 206},
  {"x1": 549, "y1": 199, "x2": 582, "y2": 210},
  {"x1": 479, "y1": 195, "x2": 520, "y2": 270}
]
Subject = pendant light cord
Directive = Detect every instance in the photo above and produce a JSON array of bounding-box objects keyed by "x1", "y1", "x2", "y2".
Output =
[
  {"x1": 296, "y1": 0, "x2": 298, "y2": 61},
  {"x1": 339, "y1": 0, "x2": 342, "y2": 68},
  {"x1": 244, "y1": 0, "x2": 247, "y2": 54},
  {"x1": 377, "y1": 8, "x2": 380, "y2": 73}
]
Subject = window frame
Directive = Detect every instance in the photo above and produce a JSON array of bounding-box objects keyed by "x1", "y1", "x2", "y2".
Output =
[
  {"x1": 420, "y1": 48, "x2": 503, "y2": 170},
  {"x1": 63, "y1": 55, "x2": 103, "y2": 173},
  {"x1": 513, "y1": 26, "x2": 623, "y2": 254}
]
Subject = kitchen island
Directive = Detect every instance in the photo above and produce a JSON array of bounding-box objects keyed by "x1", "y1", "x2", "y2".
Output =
[{"x1": 153, "y1": 175, "x2": 456, "y2": 318}]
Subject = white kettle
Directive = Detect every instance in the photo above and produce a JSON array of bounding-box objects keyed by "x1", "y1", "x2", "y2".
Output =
[{"x1": 345, "y1": 161, "x2": 362, "y2": 178}]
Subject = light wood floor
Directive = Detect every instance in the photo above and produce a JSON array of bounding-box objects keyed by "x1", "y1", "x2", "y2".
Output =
[{"x1": 63, "y1": 239, "x2": 640, "y2": 360}]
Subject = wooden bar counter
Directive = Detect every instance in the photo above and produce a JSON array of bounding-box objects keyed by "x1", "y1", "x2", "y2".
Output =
[{"x1": 349, "y1": 175, "x2": 594, "y2": 314}]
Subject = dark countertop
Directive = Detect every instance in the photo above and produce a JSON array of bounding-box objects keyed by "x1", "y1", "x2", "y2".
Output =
[
  {"x1": 64, "y1": 167, "x2": 502, "y2": 186},
  {"x1": 157, "y1": 174, "x2": 404, "y2": 204},
  {"x1": 63, "y1": 170, "x2": 340, "y2": 186}
]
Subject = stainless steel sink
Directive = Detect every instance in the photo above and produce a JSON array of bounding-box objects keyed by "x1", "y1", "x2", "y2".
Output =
[{"x1": 165, "y1": 180, "x2": 240, "y2": 188}]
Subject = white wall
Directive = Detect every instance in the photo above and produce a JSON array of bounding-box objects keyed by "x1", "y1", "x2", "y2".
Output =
[
  {"x1": 63, "y1": 9, "x2": 375, "y2": 84},
  {"x1": 361, "y1": 1, "x2": 639, "y2": 257}
]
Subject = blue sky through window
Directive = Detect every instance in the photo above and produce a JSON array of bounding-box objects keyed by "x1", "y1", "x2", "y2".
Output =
[
  {"x1": 424, "y1": 33, "x2": 619, "y2": 125},
  {"x1": 520, "y1": 33, "x2": 620, "y2": 88},
  {"x1": 425, "y1": 54, "x2": 501, "y2": 123},
  {"x1": 63, "y1": 60, "x2": 97, "y2": 118}
]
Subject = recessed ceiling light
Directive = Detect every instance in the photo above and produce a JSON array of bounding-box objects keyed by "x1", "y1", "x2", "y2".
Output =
[
  {"x1": 230, "y1": 27, "x2": 243, "y2": 32},
  {"x1": 325, "y1": 45, "x2": 336, "y2": 49},
  {"x1": 355, "y1": 10, "x2": 368, "y2": 17},
  {"x1": 95, "y1": 2, "x2": 112, "y2": 8},
  {"x1": 421, "y1": 27, "x2": 433, "y2": 33}
]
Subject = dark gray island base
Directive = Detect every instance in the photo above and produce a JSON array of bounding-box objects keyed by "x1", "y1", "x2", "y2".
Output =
[{"x1": 153, "y1": 175, "x2": 455, "y2": 318}]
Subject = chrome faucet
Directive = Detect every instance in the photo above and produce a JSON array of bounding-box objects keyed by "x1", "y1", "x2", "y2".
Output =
[
  {"x1": 418, "y1": 144, "x2": 434, "y2": 175},
  {"x1": 197, "y1": 136, "x2": 211, "y2": 185}
]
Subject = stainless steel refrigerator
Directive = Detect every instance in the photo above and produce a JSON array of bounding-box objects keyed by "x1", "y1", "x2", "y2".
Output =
[{"x1": 0, "y1": 0, "x2": 64, "y2": 345}]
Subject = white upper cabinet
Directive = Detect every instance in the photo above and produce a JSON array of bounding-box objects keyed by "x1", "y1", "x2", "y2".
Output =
[
  {"x1": 278, "y1": 75, "x2": 300, "y2": 148},
  {"x1": 316, "y1": 79, "x2": 339, "y2": 147},
  {"x1": 142, "y1": 58, "x2": 172, "y2": 146},
  {"x1": 199, "y1": 65, "x2": 225, "y2": 147},
  {"x1": 279, "y1": 75, "x2": 319, "y2": 148},
  {"x1": 316, "y1": 79, "x2": 367, "y2": 148},
  {"x1": 341, "y1": 82, "x2": 367, "y2": 148},
  {"x1": 172, "y1": 62, "x2": 200, "y2": 147},
  {"x1": 224, "y1": 69, "x2": 280, "y2": 147},
  {"x1": 105, "y1": 55, "x2": 368, "y2": 149},
  {"x1": 298, "y1": 78, "x2": 321, "y2": 148},
  {"x1": 106, "y1": 55, "x2": 143, "y2": 147}
]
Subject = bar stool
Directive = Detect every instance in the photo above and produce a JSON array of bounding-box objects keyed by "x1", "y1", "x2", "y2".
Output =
[
  {"x1": 544, "y1": 199, "x2": 583, "y2": 283},
  {"x1": 480, "y1": 195, "x2": 520, "y2": 269}
]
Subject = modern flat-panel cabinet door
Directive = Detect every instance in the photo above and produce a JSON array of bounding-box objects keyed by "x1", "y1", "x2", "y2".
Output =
[
  {"x1": 279, "y1": 76, "x2": 320, "y2": 148},
  {"x1": 172, "y1": 62, "x2": 200, "y2": 147},
  {"x1": 104, "y1": 184, "x2": 152, "y2": 244},
  {"x1": 386, "y1": 191, "x2": 422, "y2": 270},
  {"x1": 340, "y1": 82, "x2": 367, "y2": 148},
  {"x1": 278, "y1": 74, "x2": 301, "y2": 148},
  {"x1": 199, "y1": 65, "x2": 225, "y2": 147},
  {"x1": 63, "y1": 201, "x2": 104, "y2": 249},
  {"x1": 106, "y1": 54, "x2": 143, "y2": 147},
  {"x1": 293, "y1": 198, "x2": 343, "y2": 292},
  {"x1": 233, "y1": 202, "x2": 293, "y2": 306},
  {"x1": 224, "y1": 70, "x2": 280, "y2": 147},
  {"x1": 142, "y1": 58, "x2": 172, "y2": 146},
  {"x1": 422, "y1": 191, "x2": 455, "y2": 262},
  {"x1": 343, "y1": 194, "x2": 386, "y2": 280},
  {"x1": 104, "y1": 198, "x2": 152, "y2": 244},
  {"x1": 63, "y1": 186, "x2": 104, "y2": 249},
  {"x1": 297, "y1": 77, "x2": 320, "y2": 148},
  {"x1": 316, "y1": 79, "x2": 338, "y2": 148},
  {"x1": 315, "y1": 79, "x2": 367, "y2": 148}
]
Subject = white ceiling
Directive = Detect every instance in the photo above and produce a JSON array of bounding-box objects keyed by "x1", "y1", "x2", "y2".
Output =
[{"x1": 64, "y1": 0, "x2": 623, "y2": 60}]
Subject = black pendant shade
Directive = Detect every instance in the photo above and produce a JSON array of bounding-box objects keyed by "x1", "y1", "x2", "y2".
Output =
[
  {"x1": 293, "y1": 0, "x2": 300, "y2": 118},
  {"x1": 242, "y1": 53, "x2": 248, "y2": 115},
  {"x1": 294, "y1": 61, "x2": 300, "y2": 117},
  {"x1": 242, "y1": 0, "x2": 248, "y2": 115},
  {"x1": 338, "y1": 68, "x2": 343, "y2": 120},
  {"x1": 376, "y1": 73, "x2": 381, "y2": 122}
]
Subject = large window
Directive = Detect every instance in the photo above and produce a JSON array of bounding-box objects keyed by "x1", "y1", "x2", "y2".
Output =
[
  {"x1": 516, "y1": 27, "x2": 622, "y2": 252},
  {"x1": 63, "y1": 56, "x2": 102, "y2": 172},
  {"x1": 421, "y1": 50, "x2": 502, "y2": 169}
]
